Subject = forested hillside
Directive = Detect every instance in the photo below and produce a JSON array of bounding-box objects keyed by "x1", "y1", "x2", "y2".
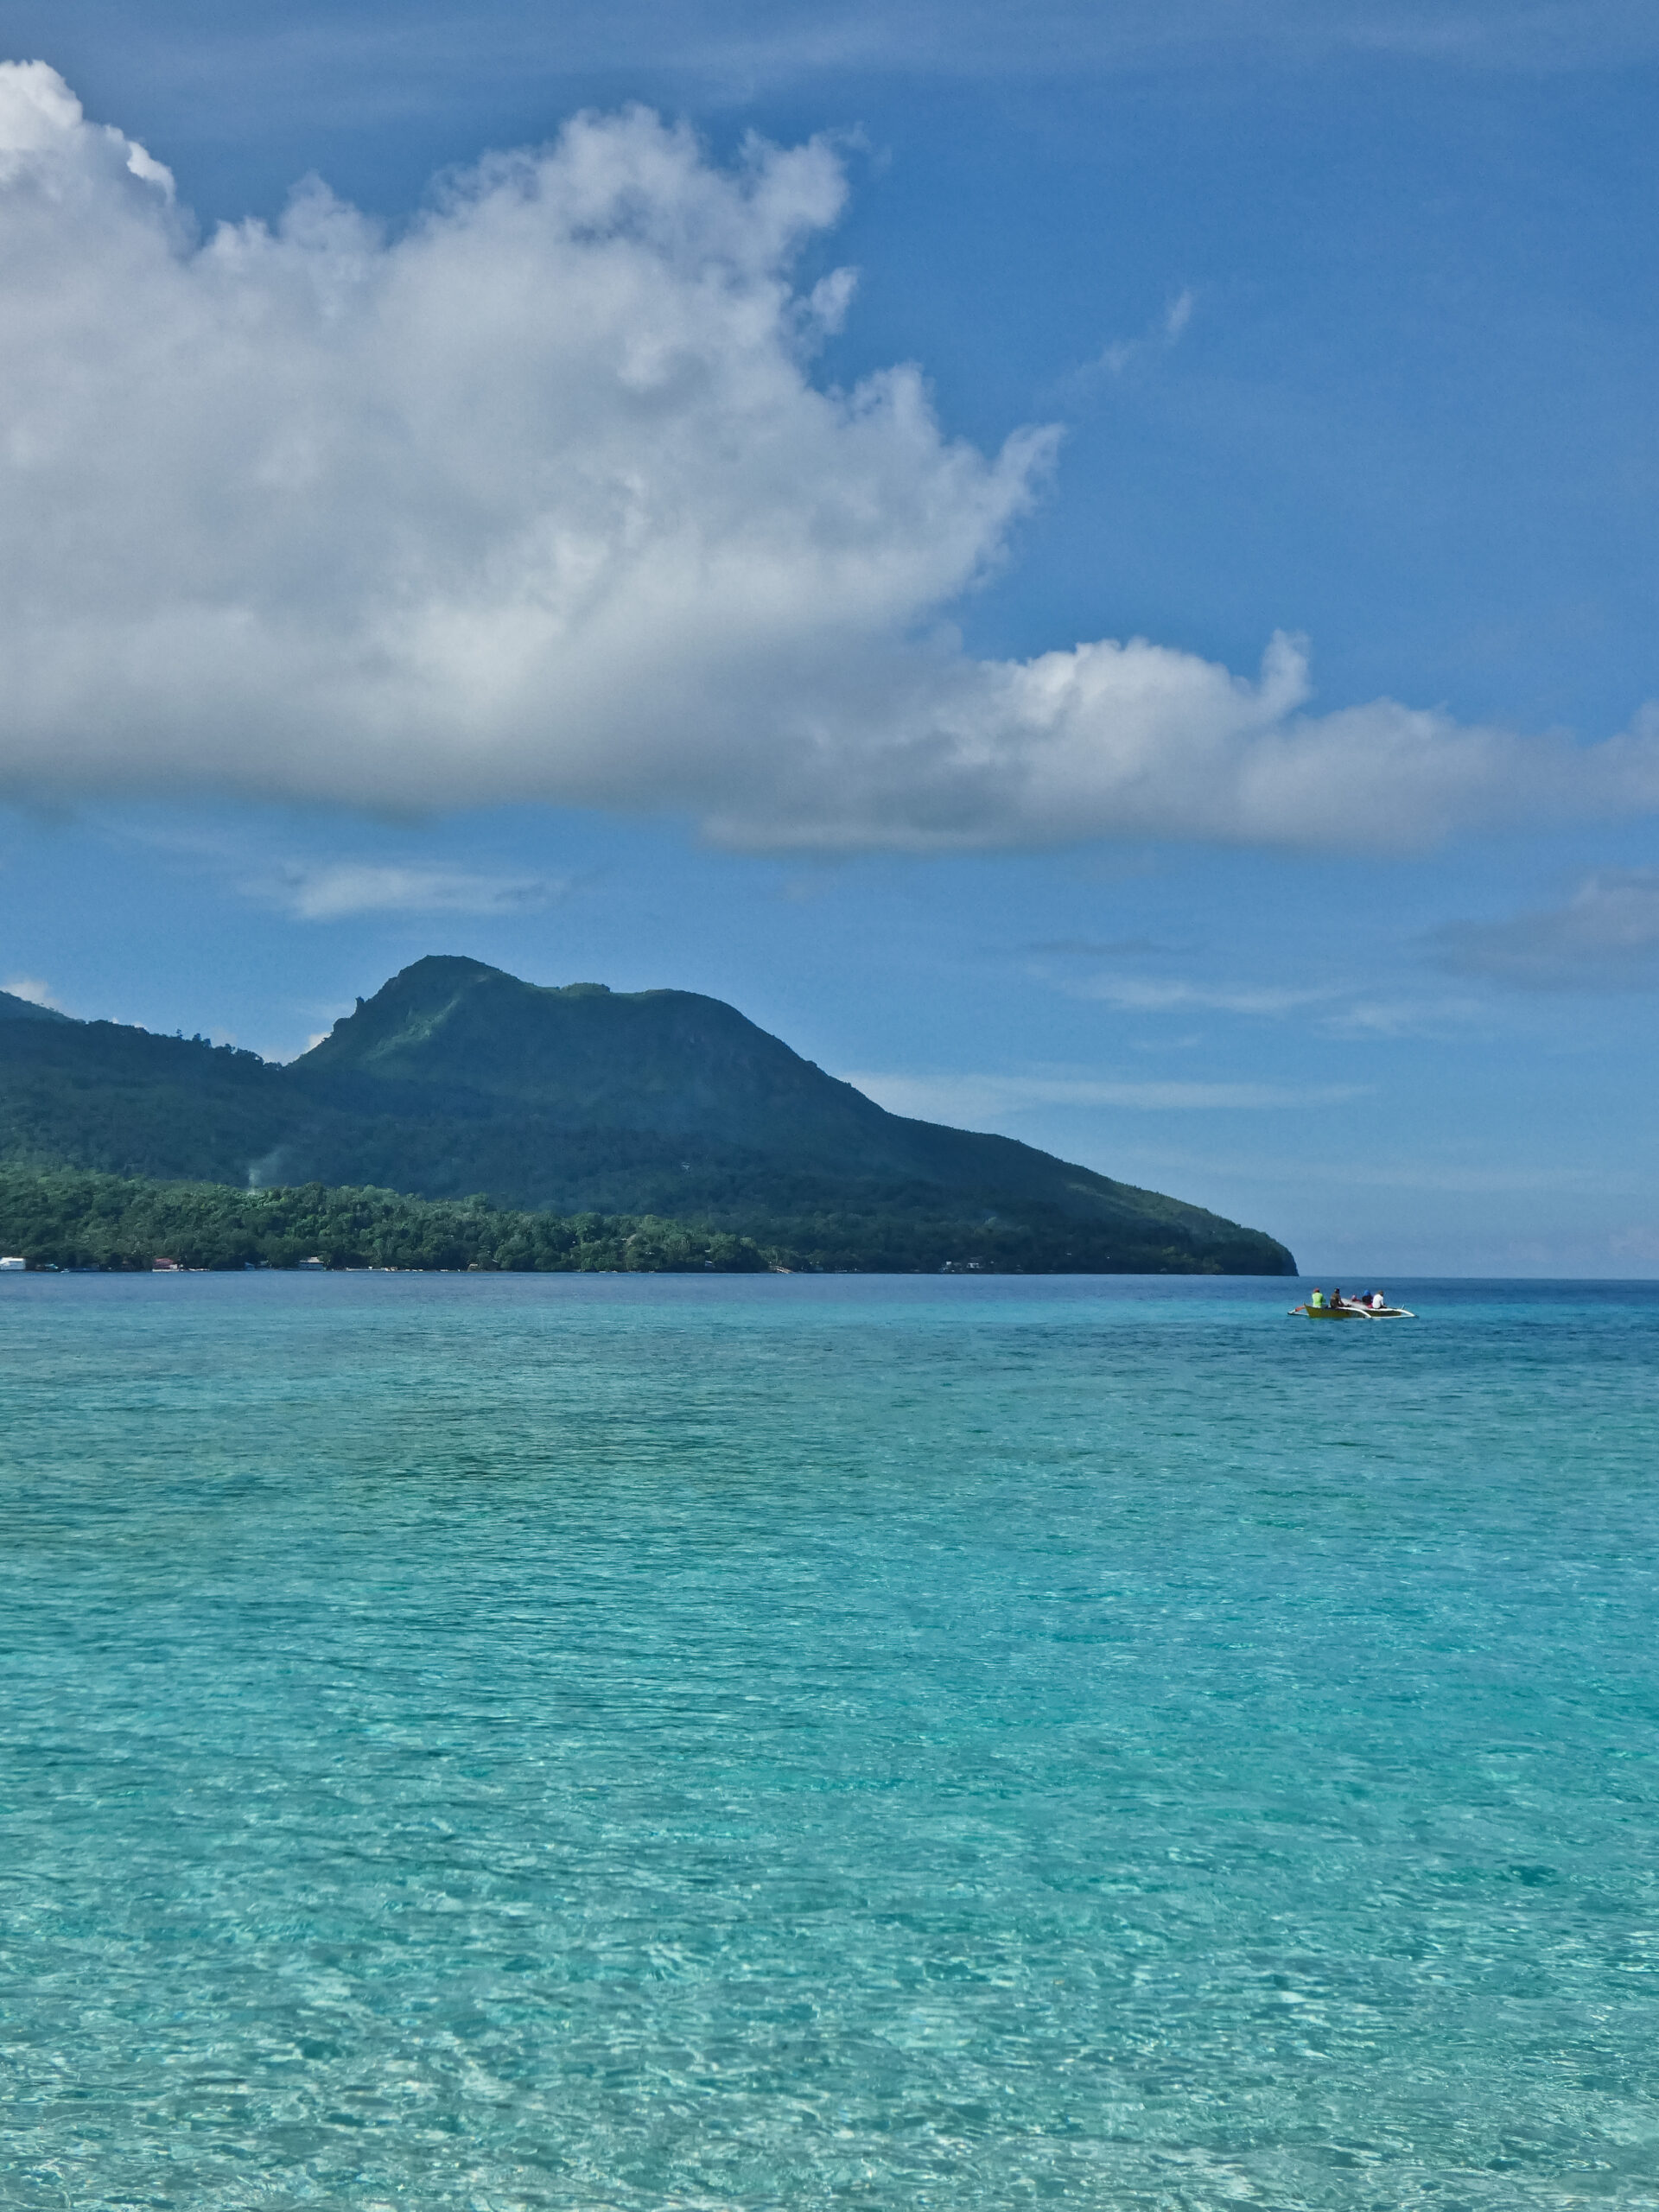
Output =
[
  {"x1": 0, "y1": 962, "x2": 1297, "y2": 1274},
  {"x1": 0, "y1": 1167, "x2": 768, "y2": 1273}
]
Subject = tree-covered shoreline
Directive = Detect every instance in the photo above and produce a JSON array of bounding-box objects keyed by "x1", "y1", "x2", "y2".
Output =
[
  {"x1": 0, "y1": 1166, "x2": 1272, "y2": 1275},
  {"x1": 0, "y1": 1167, "x2": 771, "y2": 1274}
]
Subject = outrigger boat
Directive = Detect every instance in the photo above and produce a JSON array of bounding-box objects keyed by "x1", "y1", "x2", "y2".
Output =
[{"x1": 1288, "y1": 1292, "x2": 1414, "y2": 1320}]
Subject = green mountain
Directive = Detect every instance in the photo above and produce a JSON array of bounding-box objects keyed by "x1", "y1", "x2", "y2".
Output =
[{"x1": 0, "y1": 957, "x2": 1294, "y2": 1274}]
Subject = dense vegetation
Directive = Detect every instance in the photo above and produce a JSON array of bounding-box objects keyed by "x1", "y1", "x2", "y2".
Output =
[
  {"x1": 0, "y1": 961, "x2": 1298, "y2": 1274},
  {"x1": 0, "y1": 1167, "x2": 769, "y2": 1274}
]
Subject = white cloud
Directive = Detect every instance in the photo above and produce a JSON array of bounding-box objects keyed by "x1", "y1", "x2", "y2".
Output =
[
  {"x1": 1065, "y1": 971, "x2": 1488, "y2": 1038},
  {"x1": 1069, "y1": 976, "x2": 1333, "y2": 1016},
  {"x1": 1317, "y1": 992, "x2": 1488, "y2": 1038},
  {"x1": 847, "y1": 1070, "x2": 1368, "y2": 1119},
  {"x1": 4, "y1": 65, "x2": 1659, "y2": 854},
  {"x1": 1432, "y1": 870, "x2": 1659, "y2": 988},
  {"x1": 0, "y1": 60, "x2": 172, "y2": 191},
  {"x1": 1090, "y1": 286, "x2": 1194, "y2": 378},
  {"x1": 2, "y1": 972, "x2": 60, "y2": 1007},
  {"x1": 143, "y1": 2, "x2": 1659, "y2": 103},
  {"x1": 257, "y1": 861, "x2": 570, "y2": 920}
]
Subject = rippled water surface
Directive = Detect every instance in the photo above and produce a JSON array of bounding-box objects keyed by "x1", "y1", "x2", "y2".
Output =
[{"x1": 3, "y1": 1273, "x2": 1658, "y2": 2209}]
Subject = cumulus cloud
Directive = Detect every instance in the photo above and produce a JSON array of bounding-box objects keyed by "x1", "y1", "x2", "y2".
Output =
[
  {"x1": 5, "y1": 62, "x2": 1659, "y2": 854},
  {"x1": 257, "y1": 861, "x2": 570, "y2": 920},
  {"x1": 1433, "y1": 871, "x2": 1659, "y2": 988}
]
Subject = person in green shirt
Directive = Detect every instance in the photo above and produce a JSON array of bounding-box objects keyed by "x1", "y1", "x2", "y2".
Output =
[{"x1": 1308, "y1": 1287, "x2": 1325, "y2": 1309}]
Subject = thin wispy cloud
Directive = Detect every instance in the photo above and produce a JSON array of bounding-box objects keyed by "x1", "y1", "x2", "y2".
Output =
[
  {"x1": 102, "y1": 823, "x2": 572, "y2": 923},
  {"x1": 847, "y1": 1070, "x2": 1368, "y2": 1121},
  {"x1": 5, "y1": 67, "x2": 1659, "y2": 855},
  {"x1": 258, "y1": 861, "x2": 571, "y2": 922},
  {"x1": 1090, "y1": 287, "x2": 1197, "y2": 378},
  {"x1": 1105, "y1": 1141, "x2": 1616, "y2": 1198},
  {"x1": 1432, "y1": 871, "x2": 1659, "y2": 989},
  {"x1": 1255, "y1": 1159, "x2": 1610, "y2": 1195},
  {"x1": 1059, "y1": 969, "x2": 1489, "y2": 1039},
  {"x1": 91, "y1": 1, "x2": 1659, "y2": 111},
  {"x1": 1318, "y1": 992, "x2": 1489, "y2": 1039},
  {"x1": 1069, "y1": 976, "x2": 1332, "y2": 1017}
]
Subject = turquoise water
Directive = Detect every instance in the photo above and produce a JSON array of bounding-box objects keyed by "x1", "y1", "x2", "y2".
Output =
[{"x1": 3, "y1": 1274, "x2": 1657, "y2": 2210}]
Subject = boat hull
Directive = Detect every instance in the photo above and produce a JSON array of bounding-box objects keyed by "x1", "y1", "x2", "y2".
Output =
[{"x1": 1289, "y1": 1302, "x2": 1414, "y2": 1320}]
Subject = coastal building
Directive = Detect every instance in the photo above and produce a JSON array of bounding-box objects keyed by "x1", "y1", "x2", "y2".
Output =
[
  {"x1": 151, "y1": 1257, "x2": 182, "y2": 1272},
  {"x1": 0, "y1": 1255, "x2": 25, "y2": 1270}
]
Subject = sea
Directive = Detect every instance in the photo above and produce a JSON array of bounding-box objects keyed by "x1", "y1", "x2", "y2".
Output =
[{"x1": 3, "y1": 1273, "x2": 1656, "y2": 2211}]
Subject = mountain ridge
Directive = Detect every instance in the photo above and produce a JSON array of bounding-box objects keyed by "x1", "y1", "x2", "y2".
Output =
[
  {"x1": 0, "y1": 987, "x2": 73, "y2": 1025},
  {"x1": 0, "y1": 956, "x2": 1295, "y2": 1274}
]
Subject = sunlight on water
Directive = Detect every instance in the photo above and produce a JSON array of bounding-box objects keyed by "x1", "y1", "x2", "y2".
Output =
[{"x1": 3, "y1": 1274, "x2": 1657, "y2": 2209}]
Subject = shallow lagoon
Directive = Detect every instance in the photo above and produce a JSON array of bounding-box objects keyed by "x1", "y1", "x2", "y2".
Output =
[{"x1": 3, "y1": 1274, "x2": 1657, "y2": 2209}]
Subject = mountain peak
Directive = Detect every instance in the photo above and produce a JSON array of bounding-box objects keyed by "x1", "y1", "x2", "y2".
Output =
[
  {"x1": 298, "y1": 955, "x2": 877, "y2": 1139},
  {"x1": 312, "y1": 954, "x2": 510, "y2": 1056},
  {"x1": 0, "y1": 956, "x2": 1295, "y2": 1272},
  {"x1": 377, "y1": 953, "x2": 505, "y2": 1000}
]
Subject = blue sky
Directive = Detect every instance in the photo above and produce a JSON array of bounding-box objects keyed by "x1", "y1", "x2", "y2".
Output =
[{"x1": 1, "y1": 1, "x2": 1656, "y2": 1273}]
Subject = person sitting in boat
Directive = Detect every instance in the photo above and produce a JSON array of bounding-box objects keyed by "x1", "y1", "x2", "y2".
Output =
[
  {"x1": 1308, "y1": 1287, "x2": 1326, "y2": 1309},
  {"x1": 1369, "y1": 1290, "x2": 1385, "y2": 1310},
  {"x1": 1331, "y1": 1287, "x2": 1344, "y2": 1309}
]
